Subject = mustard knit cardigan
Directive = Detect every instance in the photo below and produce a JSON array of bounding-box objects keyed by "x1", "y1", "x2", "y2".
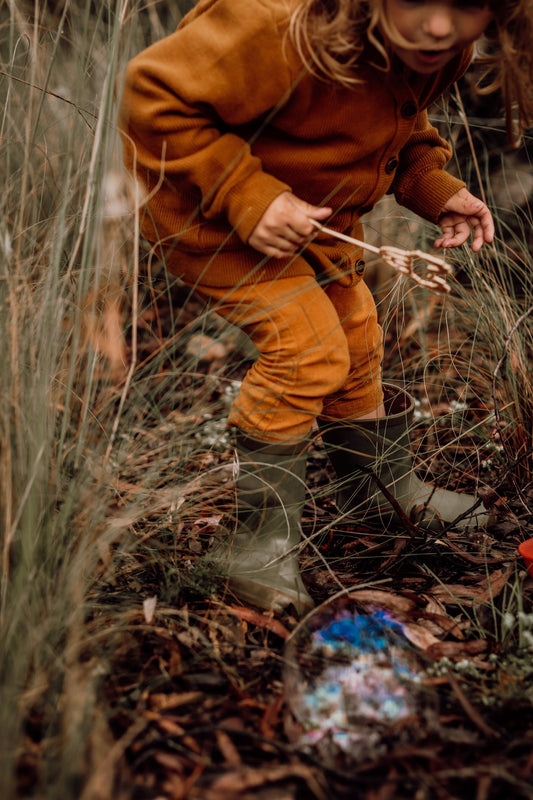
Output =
[{"x1": 119, "y1": 0, "x2": 470, "y2": 288}]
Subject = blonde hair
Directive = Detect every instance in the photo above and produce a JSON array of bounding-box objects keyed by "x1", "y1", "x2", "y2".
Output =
[
  {"x1": 289, "y1": 0, "x2": 533, "y2": 142},
  {"x1": 288, "y1": 1, "x2": 389, "y2": 85}
]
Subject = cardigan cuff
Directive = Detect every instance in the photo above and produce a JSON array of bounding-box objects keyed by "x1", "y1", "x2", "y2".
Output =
[
  {"x1": 396, "y1": 169, "x2": 466, "y2": 224},
  {"x1": 224, "y1": 171, "x2": 292, "y2": 244}
]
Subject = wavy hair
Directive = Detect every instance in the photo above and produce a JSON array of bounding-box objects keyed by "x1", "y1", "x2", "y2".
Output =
[
  {"x1": 289, "y1": 0, "x2": 533, "y2": 142},
  {"x1": 288, "y1": 1, "x2": 389, "y2": 84},
  {"x1": 476, "y1": 0, "x2": 533, "y2": 142}
]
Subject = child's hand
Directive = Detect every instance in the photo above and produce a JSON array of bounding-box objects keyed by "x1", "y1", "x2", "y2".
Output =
[
  {"x1": 248, "y1": 192, "x2": 332, "y2": 258},
  {"x1": 434, "y1": 188, "x2": 494, "y2": 252}
]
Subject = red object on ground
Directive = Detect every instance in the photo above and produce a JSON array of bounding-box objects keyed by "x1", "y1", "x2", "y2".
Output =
[{"x1": 518, "y1": 539, "x2": 533, "y2": 577}]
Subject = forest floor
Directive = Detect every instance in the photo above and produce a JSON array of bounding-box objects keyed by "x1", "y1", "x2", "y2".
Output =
[{"x1": 54, "y1": 278, "x2": 533, "y2": 800}]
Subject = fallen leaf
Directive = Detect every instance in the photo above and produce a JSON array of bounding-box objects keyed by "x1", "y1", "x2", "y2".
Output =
[
  {"x1": 193, "y1": 516, "x2": 222, "y2": 527},
  {"x1": 225, "y1": 606, "x2": 291, "y2": 639},
  {"x1": 423, "y1": 595, "x2": 448, "y2": 616},
  {"x1": 346, "y1": 589, "x2": 417, "y2": 614},
  {"x1": 143, "y1": 596, "x2": 157, "y2": 624},
  {"x1": 420, "y1": 612, "x2": 465, "y2": 640},
  {"x1": 215, "y1": 729, "x2": 242, "y2": 766},
  {"x1": 401, "y1": 622, "x2": 442, "y2": 650},
  {"x1": 143, "y1": 713, "x2": 185, "y2": 737},
  {"x1": 426, "y1": 639, "x2": 489, "y2": 660},
  {"x1": 429, "y1": 568, "x2": 513, "y2": 606},
  {"x1": 186, "y1": 334, "x2": 228, "y2": 363},
  {"x1": 204, "y1": 764, "x2": 326, "y2": 800},
  {"x1": 260, "y1": 693, "x2": 284, "y2": 740},
  {"x1": 148, "y1": 692, "x2": 204, "y2": 711},
  {"x1": 154, "y1": 751, "x2": 186, "y2": 772}
]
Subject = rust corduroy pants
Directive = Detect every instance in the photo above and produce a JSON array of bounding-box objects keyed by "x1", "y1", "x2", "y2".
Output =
[{"x1": 195, "y1": 273, "x2": 383, "y2": 442}]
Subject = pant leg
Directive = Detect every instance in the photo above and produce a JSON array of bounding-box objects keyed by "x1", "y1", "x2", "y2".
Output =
[
  {"x1": 320, "y1": 279, "x2": 384, "y2": 420},
  {"x1": 194, "y1": 275, "x2": 351, "y2": 442}
]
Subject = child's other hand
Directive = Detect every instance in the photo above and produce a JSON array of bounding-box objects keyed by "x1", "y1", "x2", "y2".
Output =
[
  {"x1": 248, "y1": 192, "x2": 331, "y2": 258},
  {"x1": 434, "y1": 188, "x2": 494, "y2": 252}
]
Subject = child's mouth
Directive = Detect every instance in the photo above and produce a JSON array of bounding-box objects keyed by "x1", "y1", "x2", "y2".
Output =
[{"x1": 415, "y1": 49, "x2": 450, "y2": 65}]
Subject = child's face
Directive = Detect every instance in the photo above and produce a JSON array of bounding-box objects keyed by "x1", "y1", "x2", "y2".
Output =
[{"x1": 383, "y1": 0, "x2": 493, "y2": 74}]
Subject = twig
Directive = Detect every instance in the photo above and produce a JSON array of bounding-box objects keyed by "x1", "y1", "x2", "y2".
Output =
[{"x1": 446, "y1": 672, "x2": 500, "y2": 740}]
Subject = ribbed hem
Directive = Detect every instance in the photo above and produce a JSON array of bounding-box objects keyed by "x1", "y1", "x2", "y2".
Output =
[{"x1": 164, "y1": 246, "x2": 316, "y2": 288}]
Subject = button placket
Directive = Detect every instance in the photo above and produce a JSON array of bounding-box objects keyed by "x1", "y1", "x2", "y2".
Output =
[
  {"x1": 381, "y1": 91, "x2": 418, "y2": 180},
  {"x1": 401, "y1": 100, "x2": 418, "y2": 119}
]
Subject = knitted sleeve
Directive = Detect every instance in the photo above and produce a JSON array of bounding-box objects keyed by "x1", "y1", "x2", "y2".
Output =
[
  {"x1": 390, "y1": 47, "x2": 473, "y2": 223},
  {"x1": 119, "y1": 0, "x2": 296, "y2": 244},
  {"x1": 390, "y1": 110, "x2": 466, "y2": 223}
]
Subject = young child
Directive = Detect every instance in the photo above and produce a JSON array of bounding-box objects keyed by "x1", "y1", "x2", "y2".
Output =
[{"x1": 120, "y1": 0, "x2": 533, "y2": 615}]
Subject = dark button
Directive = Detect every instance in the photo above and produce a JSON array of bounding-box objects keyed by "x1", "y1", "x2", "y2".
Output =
[
  {"x1": 354, "y1": 259, "x2": 366, "y2": 275},
  {"x1": 401, "y1": 101, "x2": 418, "y2": 118},
  {"x1": 385, "y1": 156, "x2": 399, "y2": 174}
]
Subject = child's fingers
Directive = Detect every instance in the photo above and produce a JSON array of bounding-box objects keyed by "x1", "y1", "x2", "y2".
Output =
[
  {"x1": 306, "y1": 204, "x2": 332, "y2": 221},
  {"x1": 473, "y1": 207, "x2": 495, "y2": 246},
  {"x1": 437, "y1": 189, "x2": 494, "y2": 251},
  {"x1": 248, "y1": 232, "x2": 294, "y2": 257},
  {"x1": 435, "y1": 216, "x2": 469, "y2": 248},
  {"x1": 286, "y1": 196, "x2": 331, "y2": 235},
  {"x1": 248, "y1": 192, "x2": 331, "y2": 256},
  {"x1": 469, "y1": 216, "x2": 486, "y2": 252},
  {"x1": 435, "y1": 211, "x2": 494, "y2": 251},
  {"x1": 248, "y1": 235, "x2": 297, "y2": 258},
  {"x1": 248, "y1": 222, "x2": 308, "y2": 256}
]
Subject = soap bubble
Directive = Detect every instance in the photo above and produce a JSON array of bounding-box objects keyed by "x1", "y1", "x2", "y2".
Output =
[{"x1": 284, "y1": 595, "x2": 438, "y2": 767}]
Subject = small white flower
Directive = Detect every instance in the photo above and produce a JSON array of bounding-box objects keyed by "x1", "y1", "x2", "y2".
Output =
[{"x1": 502, "y1": 612, "x2": 515, "y2": 633}]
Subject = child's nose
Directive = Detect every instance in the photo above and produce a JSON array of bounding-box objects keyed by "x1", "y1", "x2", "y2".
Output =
[{"x1": 422, "y1": 6, "x2": 455, "y2": 41}]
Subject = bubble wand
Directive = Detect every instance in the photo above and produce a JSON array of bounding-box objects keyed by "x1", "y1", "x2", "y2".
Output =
[{"x1": 311, "y1": 220, "x2": 452, "y2": 294}]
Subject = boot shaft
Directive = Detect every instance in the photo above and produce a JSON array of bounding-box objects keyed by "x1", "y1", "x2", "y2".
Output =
[
  {"x1": 320, "y1": 384, "x2": 488, "y2": 531},
  {"x1": 211, "y1": 431, "x2": 314, "y2": 615},
  {"x1": 320, "y1": 384, "x2": 413, "y2": 496},
  {"x1": 234, "y1": 432, "x2": 308, "y2": 538}
]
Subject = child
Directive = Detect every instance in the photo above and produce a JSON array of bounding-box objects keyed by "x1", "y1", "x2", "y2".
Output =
[{"x1": 120, "y1": 0, "x2": 533, "y2": 615}]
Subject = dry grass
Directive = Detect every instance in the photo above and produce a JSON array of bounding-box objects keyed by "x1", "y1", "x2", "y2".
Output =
[{"x1": 1, "y1": 2, "x2": 533, "y2": 798}]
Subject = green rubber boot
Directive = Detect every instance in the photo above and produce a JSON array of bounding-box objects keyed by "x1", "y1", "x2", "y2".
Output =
[
  {"x1": 320, "y1": 385, "x2": 490, "y2": 532},
  {"x1": 213, "y1": 432, "x2": 314, "y2": 616}
]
